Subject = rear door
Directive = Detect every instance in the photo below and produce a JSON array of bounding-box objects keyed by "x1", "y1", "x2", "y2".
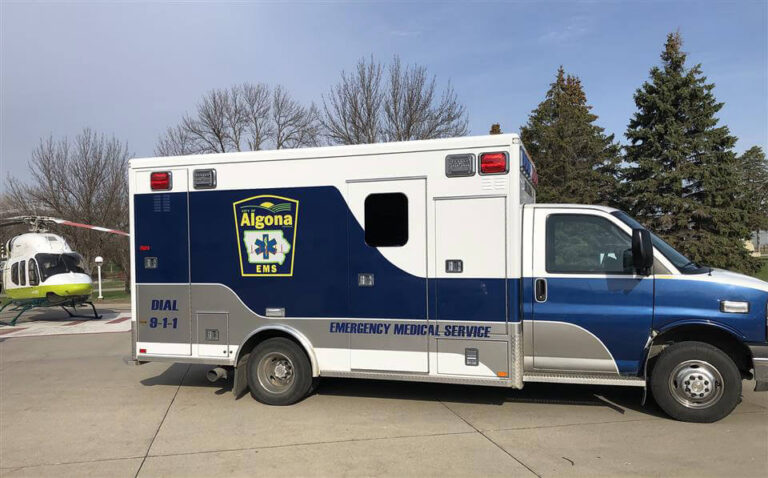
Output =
[
  {"x1": 531, "y1": 207, "x2": 653, "y2": 374},
  {"x1": 134, "y1": 169, "x2": 192, "y2": 356},
  {"x1": 347, "y1": 178, "x2": 428, "y2": 372}
]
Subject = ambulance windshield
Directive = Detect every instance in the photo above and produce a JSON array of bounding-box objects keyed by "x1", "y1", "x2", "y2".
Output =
[
  {"x1": 611, "y1": 211, "x2": 703, "y2": 274},
  {"x1": 35, "y1": 253, "x2": 86, "y2": 281}
]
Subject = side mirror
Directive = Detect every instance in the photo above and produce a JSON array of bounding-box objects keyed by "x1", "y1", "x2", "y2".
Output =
[{"x1": 632, "y1": 228, "x2": 654, "y2": 275}]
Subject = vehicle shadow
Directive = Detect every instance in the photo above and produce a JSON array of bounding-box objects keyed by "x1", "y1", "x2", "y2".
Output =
[
  {"x1": 140, "y1": 362, "x2": 666, "y2": 417},
  {"x1": 0, "y1": 305, "x2": 124, "y2": 323},
  {"x1": 141, "y1": 363, "x2": 233, "y2": 395},
  {"x1": 315, "y1": 377, "x2": 667, "y2": 418}
]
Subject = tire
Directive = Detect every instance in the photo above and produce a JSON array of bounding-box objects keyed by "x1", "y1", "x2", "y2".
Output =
[
  {"x1": 247, "y1": 337, "x2": 312, "y2": 406},
  {"x1": 650, "y1": 341, "x2": 741, "y2": 423}
]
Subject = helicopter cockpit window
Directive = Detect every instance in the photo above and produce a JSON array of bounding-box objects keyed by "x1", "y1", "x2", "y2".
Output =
[
  {"x1": 10, "y1": 262, "x2": 19, "y2": 285},
  {"x1": 35, "y1": 253, "x2": 86, "y2": 281},
  {"x1": 19, "y1": 260, "x2": 26, "y2": 286},
  {"x1": 28, "y1": 259, "x2": 39, "y2": 286}
]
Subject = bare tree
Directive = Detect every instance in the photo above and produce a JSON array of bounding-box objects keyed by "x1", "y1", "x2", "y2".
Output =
[
  {"x1": 322, "y1": 58, "x2": 383, "y2": 145},
  {"x1": 242, "y1": 83, "x2": 273, "y2": 151},
  {"x1": 272, "y1": 86, "x2": 321, "y2": 149},
  {"x1": 155, "y1": 124, "x2": 198, "y2": 157},
  {"x1": 322, "y1": 56, "x2": 468, "y2": 145},
  {"x1": 156, "y1": 83, "x2": 319, "y2": 155},
  {"x1": 5, "y1": 129, "x2": 131, "y2": 291}
]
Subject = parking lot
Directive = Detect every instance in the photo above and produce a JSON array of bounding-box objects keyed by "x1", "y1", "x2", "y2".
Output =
[{"x1": 0, "y1": 308, "x2": 766, "y2": 477}]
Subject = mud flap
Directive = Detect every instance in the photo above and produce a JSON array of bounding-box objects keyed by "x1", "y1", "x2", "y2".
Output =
[{"x1": 233, "y1": 351, "x2": 250, "y2": 399}]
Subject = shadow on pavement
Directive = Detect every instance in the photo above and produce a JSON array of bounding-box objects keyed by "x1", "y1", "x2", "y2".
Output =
[
  {"x1": 316, "y1": 377, "x2": 666, "y2": 418},
  {"x1": 140, "y1": 362, "x2": 666, "y2": 418},
  {"x1": 141, "y1": 363, "x2": 233, "y2": 395},
  {"x1": 0, "y1": 304, "x2": 125, "y2": 324}
]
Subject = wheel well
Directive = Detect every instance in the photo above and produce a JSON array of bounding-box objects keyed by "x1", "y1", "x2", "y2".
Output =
[
  {"x1": 235, "y1": 328, "x2": 316, "y2": 375},
  {"x1": 648, "y1": 325, "x2": 752, "y2": 377}
]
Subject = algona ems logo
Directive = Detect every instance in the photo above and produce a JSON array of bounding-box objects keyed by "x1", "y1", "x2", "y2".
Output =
[{"x1": 233, "y1": 195, "x2": 299, "y2": 277}]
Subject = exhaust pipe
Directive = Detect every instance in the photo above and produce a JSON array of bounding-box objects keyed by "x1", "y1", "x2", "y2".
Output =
[{"x1": 207, "y1": 367, "x2": 228, "y2": 383}]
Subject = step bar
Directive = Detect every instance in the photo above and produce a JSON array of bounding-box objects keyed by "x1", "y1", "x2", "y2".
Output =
[{"x1": 523, "y1": 372, "x2": 646, "y2": 387}]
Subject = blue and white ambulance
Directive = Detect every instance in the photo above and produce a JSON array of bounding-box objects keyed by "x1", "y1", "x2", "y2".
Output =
[{"x1": 129, "y1": 134, "x2": 768, "y2": 422}]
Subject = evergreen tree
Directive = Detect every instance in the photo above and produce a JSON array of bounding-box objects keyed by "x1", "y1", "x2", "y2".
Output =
[
  {"x1": 520, "y1": 67, "x2": 621, "y2": 205},
  {"x1": 737, "y1": 146, "x2": 768, "y2": 234},
  {"x1": 622, "y1": 32, "x2": 758, "y2": 273}
]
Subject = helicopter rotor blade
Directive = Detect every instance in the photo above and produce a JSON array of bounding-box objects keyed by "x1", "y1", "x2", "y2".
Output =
[
  {"x1": 0, "y1": 219, "x2": 26, "y2": 229},
  {"x1": 0, "y1": 216, "x2": 129, "y2": 236},
  {"x1": 47, "y1": 218, "x2": 129, "y2": 237}
]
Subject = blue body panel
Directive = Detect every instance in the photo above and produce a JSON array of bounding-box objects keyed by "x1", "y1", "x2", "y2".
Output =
[
  {"x1": 134, "y1": 192, "x2": 189, "y2": 284},
  {"x1": 437, "y1": 278, "x2": 507, "y2": 322},
  {"x1": 654, "y1": 278, "x2": 767, "y2": 343},
  {"x1": 532, "y1": 277, "x2": 654, "y2": 374}
]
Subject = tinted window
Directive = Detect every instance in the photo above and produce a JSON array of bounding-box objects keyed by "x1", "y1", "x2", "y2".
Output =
[
  {"x1": 364, "y1": 193, "x2": 408, "y2": 247},
  {"x1": 546, "y1": 214, "x2": 633, "y2": 274},
  {"x1": 10, "y1": 262, "x2": 18, "y2": 285},
  {"x1": 35, "y1": 253, "x2": 85, "y2": 281},
  {"x1": 28, "y1": 259, "x2": 39, "y2": 286},
  {"x1": 611, "y1": 210, "x2": 702, "y2": 274},
  {"x1": 19, "y1": 260, "x2": 26, "y2": 286}
]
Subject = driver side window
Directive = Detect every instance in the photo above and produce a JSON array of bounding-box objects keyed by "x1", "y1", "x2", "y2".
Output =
[{"x1": 546, "y1": 214, "x2": 633, "y2": 274}]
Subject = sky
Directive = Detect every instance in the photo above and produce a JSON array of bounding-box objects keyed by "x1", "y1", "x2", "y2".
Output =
[{"x1": 1, "y1": 0, "x2": 766, "y2": 192}]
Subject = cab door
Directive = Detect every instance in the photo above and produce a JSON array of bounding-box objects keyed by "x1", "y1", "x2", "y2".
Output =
[
  {"x1": 531, "y1": 208, "x2": 653, "y2": 375},
  {"x1": 347, "y1": 178, "x2": 428, "y2": 372}
]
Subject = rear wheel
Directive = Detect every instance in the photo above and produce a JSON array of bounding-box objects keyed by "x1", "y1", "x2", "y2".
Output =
[
  {"x1": 247, "y1": 338, "x2": 312, "y2": 405},
  {"x1": 650, "y1": 341, "x2": 741, "y2": 422}
]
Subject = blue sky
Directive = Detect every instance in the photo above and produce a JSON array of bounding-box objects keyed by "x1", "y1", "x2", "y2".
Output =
[{"x1": 1, "y1": 1, "x2": 766, "y2": 190}]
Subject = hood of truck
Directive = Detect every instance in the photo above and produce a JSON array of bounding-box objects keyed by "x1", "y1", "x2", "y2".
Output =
[
  {"x1": 654, "y1": 269, "x2": 768, "y2": 342},
  {"x1": 704, "y1": 268, "x2": 768, "y2": 293}
]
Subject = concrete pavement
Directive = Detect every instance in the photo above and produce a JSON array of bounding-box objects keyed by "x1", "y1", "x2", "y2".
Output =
[{"x1": 0, "y1": 331, "x2": 766, "y2": 477}]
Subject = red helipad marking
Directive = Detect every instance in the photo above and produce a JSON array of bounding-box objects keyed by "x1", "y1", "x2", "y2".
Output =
[
  {"x1": 106, "y1": 317, "x2": 130, "y2": 324},
  {"x1": 63, "y1": 320, "x2": 86, "y2": 326},
  {"x1": 0, "y1": 327, "x2": 27, "y2": 336}
]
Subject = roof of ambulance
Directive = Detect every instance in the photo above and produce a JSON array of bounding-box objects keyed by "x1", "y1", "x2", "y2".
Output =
[{"x1": 130, "y1": 134, "x2": 522, "y2": 169}]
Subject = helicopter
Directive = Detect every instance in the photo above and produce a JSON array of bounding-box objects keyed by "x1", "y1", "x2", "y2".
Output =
[{"x1": 0, "y1": 216, "x2": 128, "y2": 326}]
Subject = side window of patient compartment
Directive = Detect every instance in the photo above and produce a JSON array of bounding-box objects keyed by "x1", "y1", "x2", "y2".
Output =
[{"x1": 364, "y1": 193, "x2": 408, "y2": 247}]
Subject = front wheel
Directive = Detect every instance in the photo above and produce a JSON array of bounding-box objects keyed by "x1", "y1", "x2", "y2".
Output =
[
  {"x1": 650, "y1": 341, "x2": 741, "y2": 423},
  {"x1": 247, "y1": 338, "x2": 312, "y2": 405}
]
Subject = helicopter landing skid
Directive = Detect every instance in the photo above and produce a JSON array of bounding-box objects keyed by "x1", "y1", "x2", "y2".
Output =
[
  {"x1": 0, "y1": 298, "x2": 102, "y2": 326},
  {"x1": 60, "y1": 301, "x2": 102, "y2": 320},
  {"x1": 0, "y1": 301, "x2": 35, "y2": 327}
]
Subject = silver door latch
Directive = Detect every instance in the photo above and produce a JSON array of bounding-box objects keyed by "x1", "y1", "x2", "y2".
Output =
[
  {"x1": 445, "y1": 260, "x2": 463, "y2": 273},
  {"x1": 358, "y1": 273, "x2": 374, "y2": 287}
]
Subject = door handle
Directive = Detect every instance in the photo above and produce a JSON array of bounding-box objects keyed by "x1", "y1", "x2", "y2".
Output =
[{"x1": 535, "y1": 278, "x2": 548, "y2": 303}]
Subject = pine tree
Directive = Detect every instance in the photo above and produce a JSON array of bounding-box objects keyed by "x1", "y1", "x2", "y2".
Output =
[
  {"x1": 520, "y1": 67, "x2": 621, "y2": 205},
  {"x1": 622, "y1": 32, "x2": 758, "y2": 273},
  {"x1": 737, "y1": 146, "x2": 768, "y2": 235}
]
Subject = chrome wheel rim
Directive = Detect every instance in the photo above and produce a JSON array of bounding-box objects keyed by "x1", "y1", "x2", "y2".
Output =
[
  {"x1": 257, "y1": 352, "x2": 295, "y2": 394},
  {"x1": 668, "y1": 360, "x2": 724, "y2": 409}
]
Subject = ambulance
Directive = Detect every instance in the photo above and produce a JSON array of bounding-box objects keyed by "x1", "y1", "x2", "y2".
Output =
[{"x1": 129, "y1": 134, "x2": 768, "y2": 422}]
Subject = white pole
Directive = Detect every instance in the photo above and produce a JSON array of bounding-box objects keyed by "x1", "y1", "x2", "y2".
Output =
[{"x1": 97, "y1": 264, "x2": 103, "y2": 300}]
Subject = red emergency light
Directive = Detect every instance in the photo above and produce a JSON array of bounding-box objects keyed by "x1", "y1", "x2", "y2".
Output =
[
  {"x1": 479, "y1": 152, "x2": 508, "y2": 174},
  {"x1": 150, "y1": 171, "x2": 172, "y2": 191}
]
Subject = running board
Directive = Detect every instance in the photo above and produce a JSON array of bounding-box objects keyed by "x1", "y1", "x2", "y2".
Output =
[{"x1": 523, "y1": 372, "x2": 646, "y2": 387}]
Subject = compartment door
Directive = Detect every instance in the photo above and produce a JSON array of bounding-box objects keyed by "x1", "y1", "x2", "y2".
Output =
[
  {"x1": 347, "y1": 179, "x2": 428, "y2": 372},
  {"x1": 435, "y1": 197, "x2": 507, "y2": 323}
]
